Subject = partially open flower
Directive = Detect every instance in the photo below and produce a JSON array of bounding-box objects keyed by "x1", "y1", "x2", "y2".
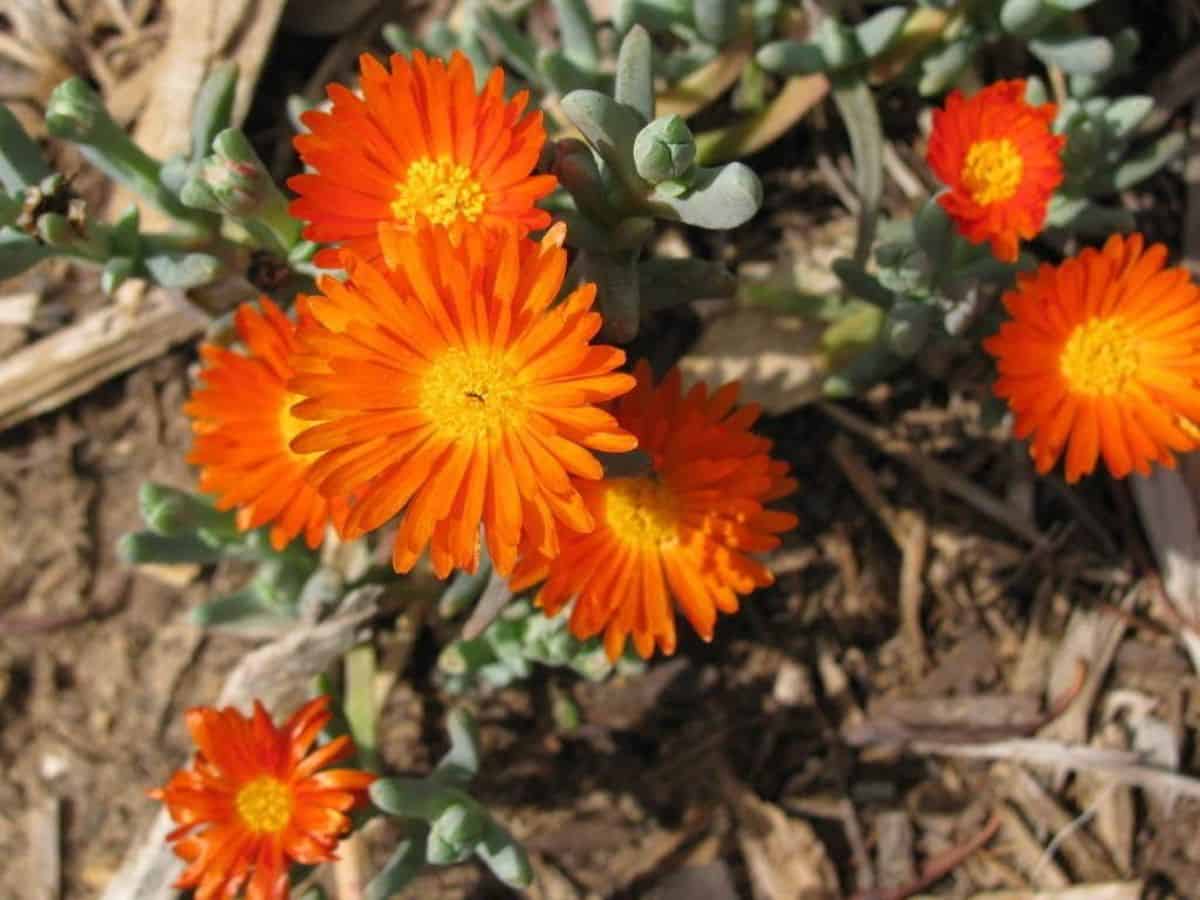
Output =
[
  {"x1": 288, "y1": 225, "x2": 638, "y2": 578},
  {"x1": 185, "y1": 299, "x2": 346, "y2": 550},
  {"x1": 511, "y1": 362, "x2": 798, "y2": 661},
  {"x1": 289, "y1": 51, "x2": 556, "y2": 267},
  {"x1": 926, "y1": 79, "x2": 1065, "y2": 262},
  {"x1": 985, "y1": 232, "x2": 1200, "y2": 482},
  {"x1": 152, "y1": 695, "x2": 374, "y2": 900}
]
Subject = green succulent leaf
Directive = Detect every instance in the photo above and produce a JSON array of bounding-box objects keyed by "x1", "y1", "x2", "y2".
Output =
[
  {"x1": 614, "y1": 26, "x2": 656, "y2": 125},
  {"x1": 190, "y1": 62, "x2": 239, "y2": 164},
  {"x1": 614, "y1": 0, "x2": 688, "y2": 35},
  {"x1": 832, "y1": 258, "x2": 894, "y2": 308},
  {"x1": 756, "y1": 40, "x2": 828, "y2": 76},
  {"x1": 366, "y1": 830, "x2": 428, "y2": 900},
  {"x1": 560, "y1": 90, "x2": 650, "y2": 197},
  {"x1": 119, "y1": 530, "x2": 224, "y2": 565},
  {"x1": 999, "y1": 0, "x2": 1058, "y2": 38},
  {"x1": 815, "y1": 19, "x2": 864, "y2": 71},
  {"x1": 918, "y1": 37, "x2": 974, "y2": 96},
  {"x1": 855, "y1": 6, "x2": 909, "y2": 59},
  {"x1": 0, "y1": 106, "x2": 52, "y2": 193},
  {"x1": 550, "y1": 0, "x2": 599, "y2": 70},
  {"x1": 831, "y1": 78, "x2": 883, "y2": 264},
  {"x1": 1102, "y1": 95, "x2": 1154, "y2": 140},
  {"x1": 476, "y1": 820, "x2": 534, "y2": 888},
  {"x1": 433, "y1": 708, "x2": 482, "y2": 786},
  {"x1": 639, "y1": 257, "x2": 737, "y2": 312},
  {"x1": 692, "y1": 0, "x2": 739, "y2": 46},
  {"x1": 913, "y1": 197, "x2": 953, "y2": 272},
  {"x1": 0, "y1": 228, "x2": 54, "y2": 280},
  {"x1": 1029, "y1": 33, "x2": 1115, "y2": 76},
  {"x1": 539, "y1": 49, "x2": 602, "y2": 95},
  {"x1": 884, "y1": 300, "x2": 934, "y2": 358},
  {"x1": 1106, "y1": 131, "x2": 1186, "y2": 192},
  {"x1": 143, "y1": 251, "x2": 223, "y2": 289},
  {"x1": 646, "y1": 161, "x2": 762, "y2": 229}
]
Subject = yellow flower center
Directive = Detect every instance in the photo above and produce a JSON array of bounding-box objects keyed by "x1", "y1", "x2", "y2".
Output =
[
  {"x1": 234, "y1": 776, "x2": 293, "y2": 833},
  {"x1": 278, "y1": 391, "x2": 315, "y2": 457},
  {"x1": 391, "y1": 156, "x2": 486, "y2": 228},
  {"x1": 604, "y1": 477, "x2": 680, "y2": 548},
  {"x1": 1059, "y1": 316, "x2": 1140, "y2": 397},
  {"x1": 420, "y1": 348, "x2": 526, "y2": 441},
  {"x1": 961, "y1": 138, "x2": 1024, "y2": 205}
]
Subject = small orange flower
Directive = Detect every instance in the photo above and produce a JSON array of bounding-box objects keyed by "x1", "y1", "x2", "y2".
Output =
[
  {"x1": 926, "y1": 79, "x2": 1065, "y2": 262},
  {"x1": 288, "y1": 224, "x2": 638, "y2": 578},
  {"x1": 289, "y1": 50, "x2": 556, "y2": 268},
  {"x1": 985, "y1": 232, "x2": 1200, "y2": 482},
  {"x1": 510, "y1": 362, "x2": 798, "y2": 661},
  {"x1": 152, "y1": 695, "x2": 374, "y2": 900},
  {"x1": 185, "y1": 299, "x2": 346, "y2": 550}
]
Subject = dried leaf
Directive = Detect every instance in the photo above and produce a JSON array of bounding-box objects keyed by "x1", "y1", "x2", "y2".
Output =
[
  {"x1": 678, "y1": 309, "x2": 826, "y2": 413},
  {"x1": 725, "y1": 778, "x2": 838, "y2": 900}
]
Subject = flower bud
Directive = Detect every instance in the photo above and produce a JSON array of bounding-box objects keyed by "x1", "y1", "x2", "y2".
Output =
[
  {"x1": 45, "y1": 79, "x2": 109, "y2": 144},
  {"x1": 633, "y1": 115, "x2": 696, "y2": 184}
]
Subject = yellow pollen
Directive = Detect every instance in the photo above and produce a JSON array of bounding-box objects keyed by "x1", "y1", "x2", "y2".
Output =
[
  {"x1": 234, "y1": 776, "x2": 293, "y2": 833},
  {"x1": 420, "y1": 348, "x2": 526, "y2": 441},
  {"x1": 279, "y1": 392, "x2": 316, "y2": 457},
  {"x1": 960, "y1": 138, "x2": 1024, "y2": 205},
  {"x1": 1059, "y1": 316, "x2": 1140, "y2": 397},
  {"x1": 391, "y1": 156, "x2": 486, "y2": 228},
  {"x1": 604, "y1": 477, "x2": 680, "y2": 548}
]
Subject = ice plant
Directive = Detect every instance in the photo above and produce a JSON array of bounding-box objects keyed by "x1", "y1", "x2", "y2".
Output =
[
  {"x1": 287, "y1": 224, "x2": 638, "y2": 578},
  {"x1": 985, "y1": 232, "x2": 1200, "y2": 482},
  {"x1": 152, "y1": 695, "x2": 374, "y2": 900},
  {"x1": 926, "y1": 80, "x2": 1065, "y2": 262},
  {"x1": 510, "y1": 362, "x2": 798, "y2": 661},
  {"x1": 289, "y1": 50, "x2": 556, "y2": 267},
  {"x1": 185, "y1": 298, "x2": 346, "y2": 550}
]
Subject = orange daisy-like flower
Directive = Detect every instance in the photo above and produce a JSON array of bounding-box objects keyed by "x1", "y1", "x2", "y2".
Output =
[
  {"x1": 152, "y1": 695, "x2": 374, "y2": 900},
  {"x1": 289, "y1": 50, "x2": 556, "y2": 268},
  {"x1": 288, "y1": 224, "x2": 638, "y2": 578},
  {"x1": 510, "y1": 362, "x2": 798, "y2": 661},
  {"x1": 985, "y1": 232, "x2": 1200, "y2": 482},
  {"x1": 926, "y1": 79, "x2": 1065, "y2": 262},
  {"x1": 185, "y1": 298, "x2": 346, "y2": 550}
]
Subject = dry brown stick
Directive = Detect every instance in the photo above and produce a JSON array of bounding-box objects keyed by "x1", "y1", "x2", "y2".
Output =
[
  {"x1": 0, "y1": 286, "x2": 208, "y2": 432},
  {"x1": 820, "y1": 402, "x2": 1044, "y2": 545},
  {"x1": 851, "y1": 812, "x2": 1002, "y2": 900},
  {"x1": 904, "y1": 738, "x2": 1200, "y2": 801},
  {"x1": 460, "y1": 570, "x2": 515, "y2": 640},
  {"x1": 29, "y1": 797, "x2": 62, "y2": 900},
  {"x1": 830, "y1": 433, "x2": 929, "y2": 676}
]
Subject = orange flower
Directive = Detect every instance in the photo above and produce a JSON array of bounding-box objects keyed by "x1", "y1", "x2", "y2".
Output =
[
  {"x1": 288, "y1": 224, "x2": 638, "y2": 578},
  {"x1": 152, "y1": 695, "x2": 374, "y2": 900},
  {"x1": 510, "y1": 362, "x2": 798, "y2": 661},
  {"x1": 289, "y1": 50, "x2": 556, "y2": 268},
  {"x1": 985, "y1": 232, "x2": 1200, "y2": 482},
  {"x1": 926, "y1": 79, "x2": 1065, "y2": 262},
  {"x1": 185, "y1": 299, "x2": 347, "y2": 550}
]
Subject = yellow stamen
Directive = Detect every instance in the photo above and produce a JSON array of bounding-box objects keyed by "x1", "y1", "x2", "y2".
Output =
[
  {"x1": 392, "y1": 157, "x2": 486, "y2": 228},
  {"x1": 279, "y1": 392, "x2": 316, "y2": 457},
  {"x1": 961, "y1": 138, "x2": 1024, "y2": 206},
  {"x1": 604, "y1": 477, "x2": 679, "y2": 548},
  {"x1": 420, "y1": 348, "x2": 526, "y2": 440},
  {"x1": 235, "y1": 776, "x2": 293, "y2": 833},
  {"x1": 1060, "y1": 317, "x2": 1140, "y2": 397}
]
